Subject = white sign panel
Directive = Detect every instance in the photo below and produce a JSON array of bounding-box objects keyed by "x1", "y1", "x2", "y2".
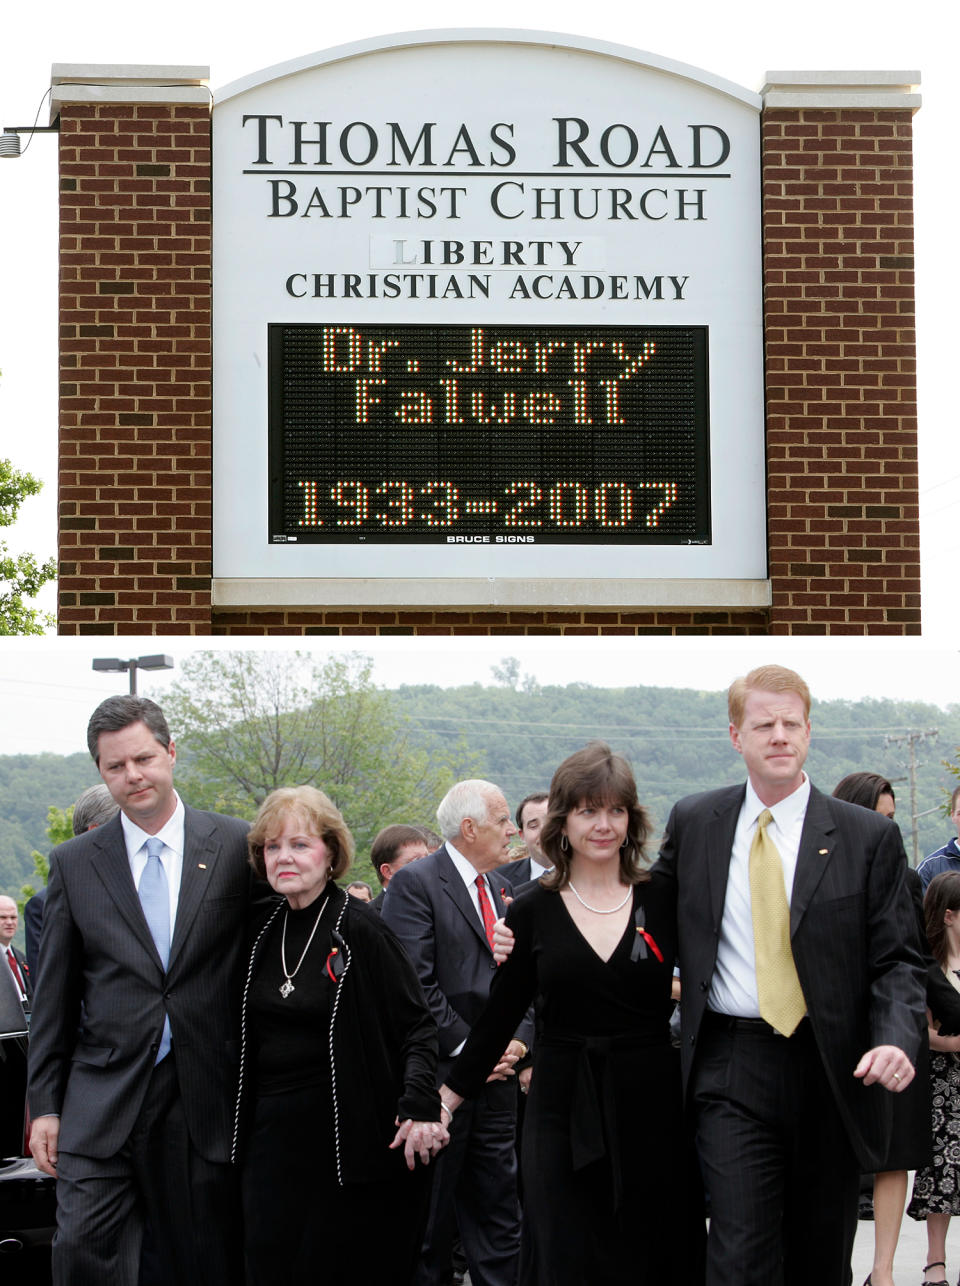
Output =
[{"x1": 212, "y1": 30, "x2": 766, "y2": 604}]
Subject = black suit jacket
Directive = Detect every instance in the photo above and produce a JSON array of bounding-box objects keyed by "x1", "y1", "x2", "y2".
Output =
[
  {"x1": 27, "y1": 805, "x2": 253, "y2": 1162},
  {"x1": 497, "y1": 856, "x2": 551, "y2": 892},
  {"x1": 23, "y1": 889, "x2": 45, "y2": 984},
  {"x1": 655, "y1": 782, "x2": 926, "y2": 1170},
  {"x1": 381, "y1": 845, "x2": 534, "y2": 1077}
]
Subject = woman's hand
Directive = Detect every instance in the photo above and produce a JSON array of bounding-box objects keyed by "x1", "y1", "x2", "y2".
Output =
[
  {"x1": 929, "y1": 1028, "x2": 960, "y2": 1052},
  {"x1": 390, "y1": 1117, "x2": 450, "y2": 1170},
  {"x1": 486, "y1": 1038, "x2": 525, "y2": 1082}
]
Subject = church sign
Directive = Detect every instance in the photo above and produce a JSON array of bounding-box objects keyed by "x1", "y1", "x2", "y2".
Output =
[{"x1": 212, "y1": 31, "x2": 764, "y2": 603}]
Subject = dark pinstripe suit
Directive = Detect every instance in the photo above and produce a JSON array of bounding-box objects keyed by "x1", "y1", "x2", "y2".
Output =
[
  {"x1": 656, "y1": 783, "x2": 926, "y2": 1286},
  {"x1": 27, "y1": 805, "x2": 253, "y2": 1285},
  {"x1": 383, "y1": 845, "x2": 533, "y2": 1286}
]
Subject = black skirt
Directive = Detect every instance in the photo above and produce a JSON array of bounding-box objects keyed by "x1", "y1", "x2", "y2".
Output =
[{"x1": 242, "y1": 1083, "x2": 432, "y2": 1285}]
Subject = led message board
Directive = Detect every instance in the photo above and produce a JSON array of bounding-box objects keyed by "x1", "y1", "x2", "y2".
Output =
[
  {"x1": 213, "y1": 33, "x2": 766, "y2": 603},
  {"x1": 269, "y1": 322, "x2": 709, "y2": 546}
]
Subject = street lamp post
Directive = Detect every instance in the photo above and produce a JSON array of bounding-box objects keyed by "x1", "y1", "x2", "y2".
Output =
[{"x1": 91, "y1": 654, "x2": 175, "y2": 695}]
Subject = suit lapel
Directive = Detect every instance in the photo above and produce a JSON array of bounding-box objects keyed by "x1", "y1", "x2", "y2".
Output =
[
  {"x1": 790, "y1": 785, "x2": 838, "y2": 934},
  {"x1": 168, "y1": 806, "x2": 222, "y2": 969},
  {"x1": 437, "y1": 847, "x2": 493, "y2": 954},
  {"x1": 88, "y1": 815, "x2": 160, "y2": 965},
  {"x1": 704, "y1": 786, "x2": 744, "y2": 927}
]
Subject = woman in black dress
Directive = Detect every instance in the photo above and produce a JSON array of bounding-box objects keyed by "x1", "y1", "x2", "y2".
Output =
[
  {"x1": 439, "y1": 742, "x2": 703, "y2": 1286},
  {"x1": 832, "y1": 772, "x2": 930, "y2": 1286},
  {"x1": 234, "y1": 785, "x2": 447, "y2": 1285},
  {"x1": 907, "y1": 872, "x2": 960, "y2": 1286}
]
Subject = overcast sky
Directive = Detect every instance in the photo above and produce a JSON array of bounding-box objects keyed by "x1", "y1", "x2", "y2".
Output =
[
  {"x1": 0, "y1": 637, "x2": 956, "y2": 758},
  {"x1": 0, "y1": 0, "x2": 954, "y2": 632}
]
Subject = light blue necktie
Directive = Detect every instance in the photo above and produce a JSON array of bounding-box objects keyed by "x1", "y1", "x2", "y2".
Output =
[{"x1": 139, "y1": 836, "x2": 171, "y2": 1062}]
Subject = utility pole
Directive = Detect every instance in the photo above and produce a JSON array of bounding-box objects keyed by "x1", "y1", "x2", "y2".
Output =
[{"x1": 884, "y1": 729, "x2": 940, "y2": 865}]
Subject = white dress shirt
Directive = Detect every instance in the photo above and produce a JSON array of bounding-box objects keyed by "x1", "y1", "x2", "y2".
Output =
[
  {"x1": 121, "y1": 793, "x2": 186, "y2": 950},
  {"x1": 445, "y1": 840, "x2": 494, "y2": 930},
  {"x1": 708, "y1": 774, "x2": 811, "y2": 1018},
  {"x1": 444, "y1": 840, "x2": 496, "y2": 1055}
]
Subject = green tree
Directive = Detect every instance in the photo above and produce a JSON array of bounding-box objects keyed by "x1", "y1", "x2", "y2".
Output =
[
  {"x1": 491, "y1": 656, "x2": 522, "y2": 689},
  {"x1": 162, "y1": 650, "x2": 480, "y2": 883},
  {"x1": 0, "y1": 455, "x2": 56, "y2": 635},
  {"x1": 19, "y1": 804, "x2": 72, "y2": 906},
  {"x1": 943, "y1": 750, "x2": 960, "y2": 811}
]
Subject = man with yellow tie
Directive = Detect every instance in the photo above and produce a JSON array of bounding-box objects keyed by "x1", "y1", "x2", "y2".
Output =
[{"x1": 657, "y1": 664, "x2": 926, "y2": 1286}]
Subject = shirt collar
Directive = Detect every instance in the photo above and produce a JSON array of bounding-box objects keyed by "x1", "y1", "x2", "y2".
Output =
[
  {"x1": 744, "y1": 772, "x2": 810, "y2": 831},
  {"x1": 445, "y1": 840, "x2": 488, "y2": 889},
  {"x1": 120, "y1": 792, "x2": 185, "y2": 859}
]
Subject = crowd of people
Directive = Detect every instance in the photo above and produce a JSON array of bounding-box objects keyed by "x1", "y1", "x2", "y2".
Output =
[{"x1": 5, "y1": 664, "x2": 960, "y2": 1285}]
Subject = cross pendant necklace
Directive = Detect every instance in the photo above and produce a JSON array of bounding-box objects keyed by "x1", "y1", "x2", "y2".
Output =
[{"x1": 279, "y1": 894, "x2": 329, "y2": 998}]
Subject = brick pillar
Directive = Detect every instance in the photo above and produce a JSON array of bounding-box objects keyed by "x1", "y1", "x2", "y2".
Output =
[
  {"x1": 761, "y1": 72, "x2": 921, "y2": 635},
  {"x1": 53, "y1": 67, "x2": 213, "y2": 634}
]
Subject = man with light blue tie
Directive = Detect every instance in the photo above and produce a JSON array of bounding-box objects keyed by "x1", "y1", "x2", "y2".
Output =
[{"x1": 27, "y1": 695, "x2": 257, "y2": 1286}]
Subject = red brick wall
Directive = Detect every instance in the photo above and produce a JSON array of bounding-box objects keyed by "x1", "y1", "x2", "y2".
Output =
[
  {"x1": 57, "y1": 102, "x2": 213, "y2": 634},
  {"x1": 208, "y1": 607, "x2": 771, "y2": 635},
  {"x1": 55, "y1": 94, "x2": 920, "y2": 636},
  {"x1": 762, "y1": 107, "x2": 920, "y2": 635}
]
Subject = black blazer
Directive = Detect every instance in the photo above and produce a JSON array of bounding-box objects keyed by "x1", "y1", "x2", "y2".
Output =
[
  {"x1": 655, "y1": 782, "x2": 927, "y2": 1170},
  {"x1": 497, "y1": 857, "x2": 551, "y2": 893},
  {"x1": 27, "y1": 805, "x2": 254, "y2": 1162},
  {"x1": 234, "y1": 884, "x2": 440, "y2": 1183},
  {"x1": 382, "y1": 845, "x2": 535, "y2": 1076},
  {"x1": 23, "y1": 889, "x2": 45, "y2": 984}
]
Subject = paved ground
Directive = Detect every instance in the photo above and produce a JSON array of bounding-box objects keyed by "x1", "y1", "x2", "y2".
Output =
[
  {"x1": 852, "y1": 1189, "x2": 949, "y2": 1285},
  {"x1": 455, "y1": 1190, "x2": 956, "y2": 1285}
]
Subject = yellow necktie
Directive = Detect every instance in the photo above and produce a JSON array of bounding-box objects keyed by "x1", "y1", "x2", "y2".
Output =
[{"x1": 749, "y1": 808, "x2": 806, "y2": 1036}]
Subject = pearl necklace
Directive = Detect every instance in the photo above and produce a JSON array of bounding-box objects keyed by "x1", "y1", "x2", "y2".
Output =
[
  {"x1": 567, "y1": 882, "x2": 632, "y2": 914},
  {"x1": 279, "y1": 894, "x2": 329, "y2": 997}
]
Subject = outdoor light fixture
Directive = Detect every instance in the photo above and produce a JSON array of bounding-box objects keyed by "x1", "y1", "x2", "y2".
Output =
[{"x1": 92, "y1": 654, "x2": 175, "y2": 695}]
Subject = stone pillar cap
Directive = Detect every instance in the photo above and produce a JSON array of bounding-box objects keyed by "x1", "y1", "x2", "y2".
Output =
[
  {"x1": 50, "y1": 64, "x2": 210, "y2": 121},
  {"x1": 762, "y1": 70, "x2": 920, "y2": 110}
]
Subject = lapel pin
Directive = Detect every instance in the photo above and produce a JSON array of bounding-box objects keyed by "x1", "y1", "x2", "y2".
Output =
[
  {"x1": 198, "y1": 863, "x2": 207, "y2": 869},
  {"x1": 819, "y1": 849, "x2": 828, "y2": 855}
]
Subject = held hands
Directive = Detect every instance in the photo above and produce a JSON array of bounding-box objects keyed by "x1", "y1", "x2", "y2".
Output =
[
  {"x1": 390, "y1": 1116, "x2": 450, "y2": 1171},
  {"x1": 486, "y1": 1038, "x2": 525, "y2": 1082},
  {"x1": 492, "y1": 917, "x2": 515, "y2": 965},
  {"x1": 30, "y1": 1115, "x2": 60, "y2": 1177},
  {"x1": 853, "y1": 1044, "x2": 915, "y2": 1092}
]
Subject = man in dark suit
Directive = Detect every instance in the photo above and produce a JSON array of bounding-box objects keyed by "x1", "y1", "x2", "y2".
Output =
[
  {"x1": 657, "y1": 664, "x2": 926, "y2": 1286},
  {"x1": 0, "y1": 895, "x2": 31, "y2": 1010},
  {"x1": 383, "y1": 779, "x2": 533, "y2": 1286},
  {"x1": 368, "y1": 823, "x2": 429, "y2": 912},
  {"x1": 499, "y1": 791, "x2": 550, "y2": 892},
  {"x1": 24, "y1": 783, "x2": 119, "y2": 982},
  {"x1": 0, "y1": 944, "x2": 29, "y2": 1157},
  {"x1": 27, "y1": 695, "x2": 255, "y2": 1286}
]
